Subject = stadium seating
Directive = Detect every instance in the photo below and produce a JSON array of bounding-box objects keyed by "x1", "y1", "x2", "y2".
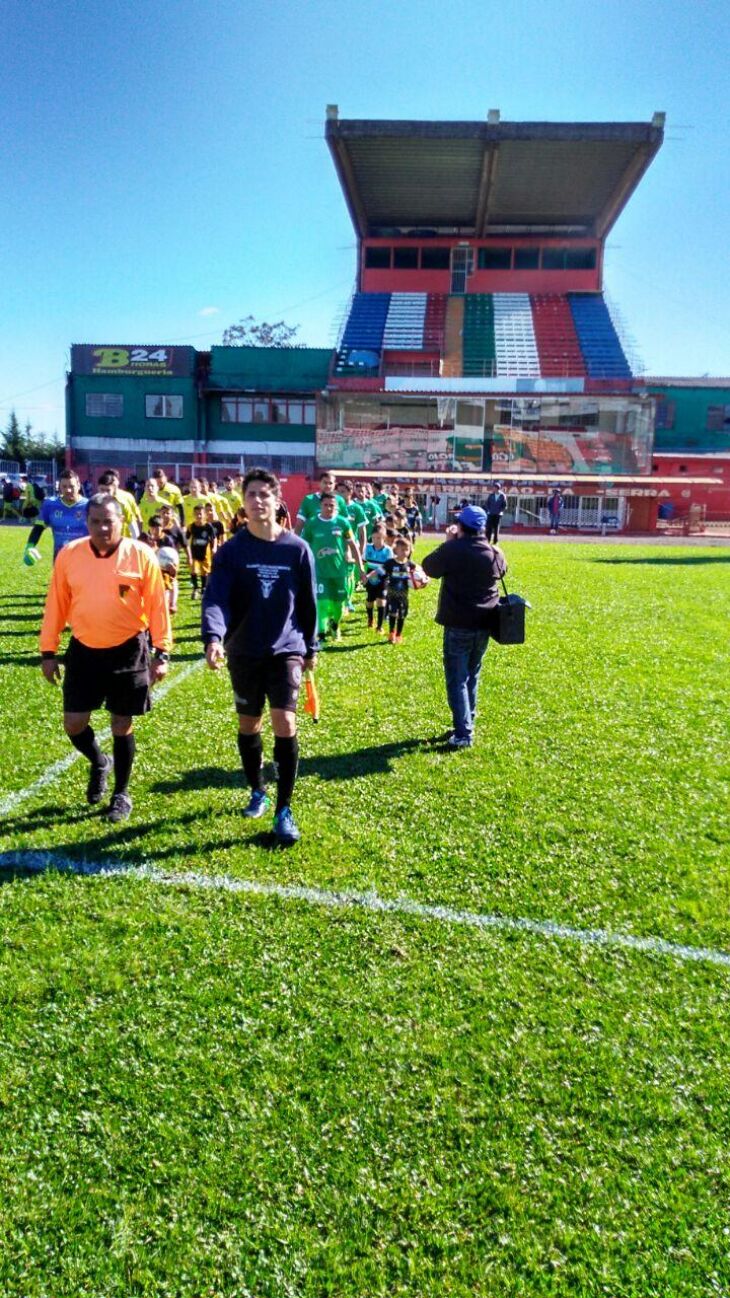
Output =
[
  {"x1": 531, "y1": 294, "x2": 587, "y2": 377},
  {"x1": 493, "y1": 293, "x2": 541, "y2": 377},
  {"x1": 463, "y1": 295, "x2": 496, "y2": 376},
  {"x1": 382, "y1": 294, "x2": 427, "y2": 349},
  {"x1": 341, "y1": 293, "x2": 391, "y2": 351},
  {"x1": 333, "y1": 289, "x2": 632, "y2": 381},
  {"x1": 424, "y1": 294, "x2": 447, "y2": 352},
  {"x1": 568, "y1": 294, "x2": 632, "y2": 379}
]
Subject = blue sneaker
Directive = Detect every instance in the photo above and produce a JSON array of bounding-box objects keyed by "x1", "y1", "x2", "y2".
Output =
[
  {"x1": 243, "y1": 789, "x2": 270, "y2": 819},
  {"x1": 273, "y1": 806, "x2": 301, "y2": 845}
]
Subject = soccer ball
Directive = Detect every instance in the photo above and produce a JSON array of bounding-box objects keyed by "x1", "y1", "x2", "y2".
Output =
[
  {"x1": 409, "y1": 564, "x2": 429, "y2": 590},
  {"x1": 156, "y1": 545, "x2": 179, "y2": 574}
]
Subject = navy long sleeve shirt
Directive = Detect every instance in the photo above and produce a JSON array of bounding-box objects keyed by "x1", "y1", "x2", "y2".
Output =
[{"x1": 201, "y1": 529, "x2": 318, "y2": 659}]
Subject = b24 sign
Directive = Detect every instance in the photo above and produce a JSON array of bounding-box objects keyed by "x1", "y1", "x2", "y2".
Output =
[{"x1": 70, "y1": 345, "x2": 194, "y2": 377}]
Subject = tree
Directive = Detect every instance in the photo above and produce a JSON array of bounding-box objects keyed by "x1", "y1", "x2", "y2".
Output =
[
  {"x1": 222, "y1": 315, "x2": 300, "y2": 347},
  {"x1": 1, "y1": 411, "x2": 27, "y2": 461},
  {"x1": 1, "y1": 410, "x2": 64, "y2": 464}
]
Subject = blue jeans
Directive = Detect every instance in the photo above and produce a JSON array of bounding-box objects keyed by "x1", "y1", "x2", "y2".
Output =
[{"x1": 442, "y1": 627, "x2": 490, "y2": 741}]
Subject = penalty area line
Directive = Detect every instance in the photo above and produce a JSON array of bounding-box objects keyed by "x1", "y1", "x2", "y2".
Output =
[
  {"x1": 0, "y1": 658, "x2": 204, "y2": 817},
  {"x1": 4, "y1": 851, "x2": 730, "y2": 971}
]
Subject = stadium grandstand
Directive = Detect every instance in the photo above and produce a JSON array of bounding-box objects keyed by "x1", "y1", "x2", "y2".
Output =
[{"x1": 63, "y1": 109, "x2": 728, "y2": 532}]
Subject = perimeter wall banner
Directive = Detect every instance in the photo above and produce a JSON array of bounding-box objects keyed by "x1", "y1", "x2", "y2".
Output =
[{"x1": 316, "y1": 426, "x2": 479, "y2": 473}]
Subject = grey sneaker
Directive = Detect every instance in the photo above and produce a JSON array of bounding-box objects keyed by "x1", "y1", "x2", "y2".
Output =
[
  {"x1": 106, "y1": 792, "x2": 133, "y2": 823},
  {"x1": 447, "y1": 734, "x2": 473, "y2": 750},
  {"x1": 87, "y1": 754, "x2": 112, "y2": 805}
]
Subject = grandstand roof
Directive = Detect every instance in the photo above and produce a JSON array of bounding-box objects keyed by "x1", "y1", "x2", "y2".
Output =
[{"x1": 326, "y1": 111, "x2": 665, "y2": 239}]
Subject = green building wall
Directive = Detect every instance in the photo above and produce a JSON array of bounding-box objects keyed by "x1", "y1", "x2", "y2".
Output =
[
  {"x1": 69, "y1": 373, "x2": 200, "y2": 447},
  {"x1": 650, "y1": 384, "x2": 730, "y2": 453}
]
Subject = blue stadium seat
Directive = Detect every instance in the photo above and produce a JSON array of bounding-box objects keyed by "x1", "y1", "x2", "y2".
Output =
[{"x1": 568, "y1": 294, "x2": 632, "y2": 379}]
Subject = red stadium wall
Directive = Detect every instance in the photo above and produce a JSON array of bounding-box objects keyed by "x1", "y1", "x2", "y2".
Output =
[
  {"x1": 360, "y1": 237, "x2": 602, "y2": 295},
  {"x1": 651, "y1": 453, "x2": 730, "y2": 520}
]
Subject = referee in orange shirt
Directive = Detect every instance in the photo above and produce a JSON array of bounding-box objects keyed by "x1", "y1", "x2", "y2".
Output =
[{"x1": 39, "y1": 494, "x2": 172, "y2": 822}]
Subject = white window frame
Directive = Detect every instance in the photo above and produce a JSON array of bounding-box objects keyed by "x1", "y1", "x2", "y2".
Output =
[
  {"x1": 85, "y1": 393, "x2": 123, "y2": 417},
  {"x1": 145, "y1": 394, "x2": 183, "y2": 419}
]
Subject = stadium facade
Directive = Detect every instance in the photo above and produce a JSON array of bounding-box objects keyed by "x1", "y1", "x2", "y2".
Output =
[{"x1": 65, "y1": 109, "x2": 729, "y2": 530}]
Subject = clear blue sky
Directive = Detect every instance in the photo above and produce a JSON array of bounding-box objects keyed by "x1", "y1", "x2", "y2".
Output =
[{"x1": 2, "y1": 0, "x2": 728, "y2": 437}]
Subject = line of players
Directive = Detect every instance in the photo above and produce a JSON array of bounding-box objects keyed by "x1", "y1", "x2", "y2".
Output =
[
  {"x1": 295, "y1": 470, "x2": 427, "y2": 644},
  {"x1": 21, "y1": 464, "x2": 429, "y2": 638}
]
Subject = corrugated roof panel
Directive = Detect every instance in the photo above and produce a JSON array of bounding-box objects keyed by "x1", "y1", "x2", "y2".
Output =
[{"x1": 208, "y1": 347, "x2": 332, "y2": 391}]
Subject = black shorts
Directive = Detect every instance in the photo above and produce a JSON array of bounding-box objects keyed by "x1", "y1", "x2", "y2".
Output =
[
  {"x1": 365, "y1": 577, "x2": 387, "y2": 601},
  {"x1": 228, "y1": 653, "x2": 303, "y2": 716},
  {"x1": 63, "y1": 633, "x2": 151, "y2": 717}
]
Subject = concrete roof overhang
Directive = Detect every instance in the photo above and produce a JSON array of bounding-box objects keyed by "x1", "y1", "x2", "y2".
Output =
[{"x1": 326, "y1": 114, "x2": 665, "y2": 239}]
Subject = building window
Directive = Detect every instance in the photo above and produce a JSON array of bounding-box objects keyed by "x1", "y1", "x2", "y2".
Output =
[
  {"x1": 514, "y1": 247, "x2": 540, "y2": 269},
  {"x1": 564, "y1": 248, "x2": 597, "y2": 270},
  {"x1": 393, "y1": 247, "x2": 419, "y2": 269},
  {"x1": 420, "y1": 247, "x2": 450, "y2": 270},
  {"x1": 365, "y1": 246, "x2": 391, "y2": 269},
  {"x1": 145, "y1": 395, "x2": 183, "y2": 419},
  {"x1": 85, "y1": 393, "x2": 123, "y2": 417},
  {"x1": 654, "y1": 399, "x2": 675, "y2": 430},
  {"x1": 541, "y1": 248, "x2": 566, "y2": 270},
  {"x1": 478, "y1": 247, "x2": 512, "y2": 270},
  {"x1": 220, "y1": 397, "x2": 317, "y2": 425},
  {"x1": 540, "y1": 247, "x2": 596, "y2": 270},
  {"x1": 707, "y1": 404, "x2": 730, "y2": 431}
]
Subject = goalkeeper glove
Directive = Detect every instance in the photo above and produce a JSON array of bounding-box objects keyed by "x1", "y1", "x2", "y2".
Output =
[{"x1": 23, "y1": 546, "x2": 42, "y2": 566}]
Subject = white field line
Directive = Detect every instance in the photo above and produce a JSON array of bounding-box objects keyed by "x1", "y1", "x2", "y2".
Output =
[
  {"x1": 4, "y1": 851, "x2": 730, "y2": 971},
  {"x1": 0, "y1": 659, "x2": 204, "y2": 817}
]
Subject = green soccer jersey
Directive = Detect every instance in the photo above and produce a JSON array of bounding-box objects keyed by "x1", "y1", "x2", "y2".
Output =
[
  {"x1": 362, "y1": 498, "x2": 384, "y2": 536},
  {"x1": 343, "y1": 499, "x2": 367, "y2": 548},
  {"x1": 297, "y1": 491, "x2": 347, "y2": 525},
  {"x1": 302, "y1": 514, "x2": 354, "y2": 583}
]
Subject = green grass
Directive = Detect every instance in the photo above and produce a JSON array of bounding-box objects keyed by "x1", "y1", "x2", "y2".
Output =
[{"x1": 1, "y1": 523, "x2": 729, "y2": 1297}]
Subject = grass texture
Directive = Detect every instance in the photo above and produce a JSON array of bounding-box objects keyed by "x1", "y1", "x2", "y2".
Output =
[{"x1": 0, "y1": 524, "x2": 729, "y2": 1297}]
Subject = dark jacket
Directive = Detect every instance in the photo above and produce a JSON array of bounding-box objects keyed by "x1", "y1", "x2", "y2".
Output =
[
  {"x1": 422, "y1": 533, "x2": 507, "y2": 629},
  {"x1": 486, "y1": 491, "x2": 507, "y2": 515},
  {"x1": 202, "y1": 529, "x2": 318, "y2": 658}
]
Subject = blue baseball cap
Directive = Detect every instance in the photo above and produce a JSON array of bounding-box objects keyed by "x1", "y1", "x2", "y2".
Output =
[{"x1": 457, "y1": 505, "x2": 487, "y2": 532}]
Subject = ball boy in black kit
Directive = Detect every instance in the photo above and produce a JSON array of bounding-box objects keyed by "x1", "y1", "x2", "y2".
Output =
[{"x1": 202, "y1": 468, "x2": 318, "y2": 845}]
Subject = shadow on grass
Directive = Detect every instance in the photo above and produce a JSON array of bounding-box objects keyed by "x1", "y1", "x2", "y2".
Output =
[
  {"x1": 0, "y1": 613, "x2": 41, "y2": 622},
  {"x1": 0, "y1": 628, "x2": 40, "y2": 639},
  {"x1": 151, "y1": 737, "x2": 433, "y2": 795},
  {"x1": 0, "y1": 653, "x2": 41, "y2": 667},
  {"x1": 0, "y1": 810, "x2": 289, "y2": 881},
  {"x1": 320, "y1": 641, "x2": 384, "y2": 654},
  {"x1": 590, "y1": 556, "x2": 730, "y2": 566}
]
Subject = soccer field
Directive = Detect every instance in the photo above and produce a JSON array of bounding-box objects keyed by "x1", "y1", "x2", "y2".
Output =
[{"x1": 1, "y1": 524, "x2": 729, "y2": 1297}]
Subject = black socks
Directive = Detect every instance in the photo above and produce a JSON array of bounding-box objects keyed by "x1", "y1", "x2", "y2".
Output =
[
  {"x1": 273, "y1": 735, "x2": 299, "y2": 813},
  {"x1": 238, "y1": 732, "x2": 264, "y2": 791},
  {"x1": 69, "y1": 725, "x2": 102, "y2": 766},
  {"x1": 113, "y1": 733, "x2": 136, "y2": 795},
  {"x1": 238, "y1": 732, "x2": 299, "y2": 811}
]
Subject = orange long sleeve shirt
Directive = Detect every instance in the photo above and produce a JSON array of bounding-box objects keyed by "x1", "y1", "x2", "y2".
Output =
[{"x1": 40, "y1": 537, "x2": 172, "y2": 654}]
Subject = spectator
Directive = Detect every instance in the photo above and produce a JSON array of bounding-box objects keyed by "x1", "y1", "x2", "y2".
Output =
[{"x1": 422, "y1": 505, "x2": 506, "y2": 749}]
